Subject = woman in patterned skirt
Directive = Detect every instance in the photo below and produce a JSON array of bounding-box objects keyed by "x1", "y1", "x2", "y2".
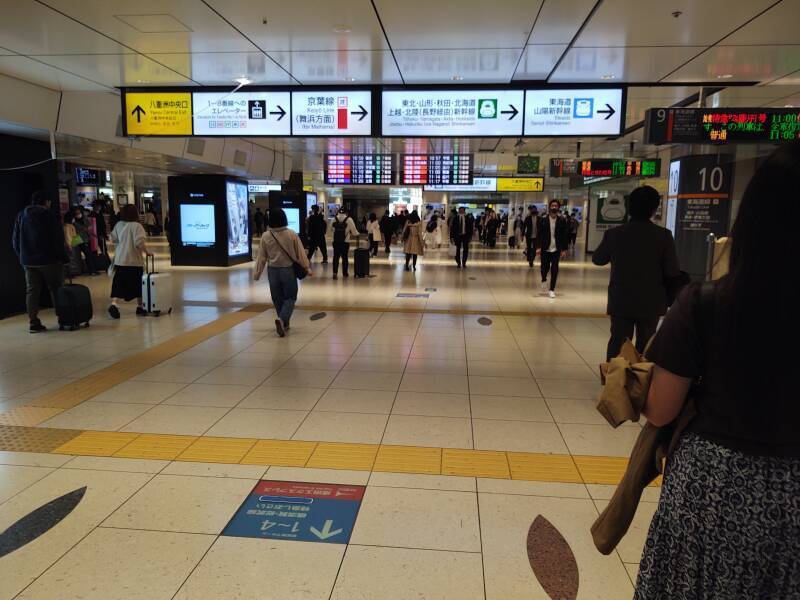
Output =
[{"x1": 635, "y1": 142, "x2": 800, "y2": 599}]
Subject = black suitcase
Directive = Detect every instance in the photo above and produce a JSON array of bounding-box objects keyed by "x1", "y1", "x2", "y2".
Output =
[
  {"x1": 56, "y1": 283, "x2": 93, "y2": 330},
  {"x1": 354, "y1": 248, "x2": 370, "y2": 278}
]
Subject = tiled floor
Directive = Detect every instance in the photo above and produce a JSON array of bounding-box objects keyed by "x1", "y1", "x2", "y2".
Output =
[{"x1": 0, "y1": 241, "x2": 657, "y2": 599}]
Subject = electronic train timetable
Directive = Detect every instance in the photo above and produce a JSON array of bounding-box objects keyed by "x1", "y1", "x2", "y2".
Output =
[
  {"x1": 324, "y1": 154, "x2": 395, "y2": 185},
  {"x1": 401, "y1": 154, "x2": 473, "y2": 185}
]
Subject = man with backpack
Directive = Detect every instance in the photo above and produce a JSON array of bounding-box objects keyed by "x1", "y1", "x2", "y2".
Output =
[
  {"x1": 306, "y1": 204, "x2": 328, "y2": 263},
  {"x1": 331, "y1": 207, "x2": 359, "y2": 279}
]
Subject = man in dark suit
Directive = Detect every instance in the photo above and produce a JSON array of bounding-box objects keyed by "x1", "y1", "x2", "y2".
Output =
[
  {"x1": 536, "y1": 200, "x2": 571, "y2": 297},
  {"x1": 593, "y1": 186, "x2": 681, "y2": 360},
  {"x1": 521, "y1": 205, "x2": 539, "y2": 268},
  {"x1": 306, "y1": 204, "x2": 328, "y2": 263},
  {"x1": 450, "y1": 206, "x2": 475, "y2": 268}
]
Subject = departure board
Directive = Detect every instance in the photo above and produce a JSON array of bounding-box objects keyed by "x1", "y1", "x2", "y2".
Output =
[
  {"x1": 401, "y1": 154, "x2": 473, "y2": 185},
  {"x1": 324, "y1": 154, "x2": 395, "y2": 185},
  {"x1": 644, "y1": 107, "x2": 800, "y2": 144},
  {"x1": 549, "y1": 158, "x2": 661, "y2": 178}
]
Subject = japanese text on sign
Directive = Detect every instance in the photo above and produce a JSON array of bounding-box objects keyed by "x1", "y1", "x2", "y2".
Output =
[
  {"x1": 325, "y1": 154, "x2": 395, "y2": 185},
  {"x1": 124, "y1": 92, "x2": 192, "y2": 135},
  {"x1": 193, "y1": 92, "x2": 290, "y2": 136},
  {"x1": 291, "y1": 91, "x2": 372, "y2": 136}
]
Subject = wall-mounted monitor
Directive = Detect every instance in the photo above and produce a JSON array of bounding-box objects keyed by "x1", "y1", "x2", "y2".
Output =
[
  {"x1": 180, "y1": 204, "x2": 215, "y2": 247},
  {"x1": 75, "y1": 167, "x2": 101, "y2": 185},
  {"x1": 226, "y1": 181, "x2": 250, "y2": 257}
]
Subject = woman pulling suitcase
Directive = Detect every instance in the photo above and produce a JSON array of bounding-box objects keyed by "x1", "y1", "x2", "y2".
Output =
[{"x1": 108, "y1": 205, "x2": 152, "y2": 319}]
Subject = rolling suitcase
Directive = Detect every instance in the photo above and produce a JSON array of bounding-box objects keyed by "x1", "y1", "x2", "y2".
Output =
[
  {"x1": 56, "y1": 279, "x2": 93, "y2": 330},
  {"x1": 354, "y1": 248, "x2": 370, "y2": 278},
  {"x1": 141, "y1": 255, "x2": 173, "y2": 316}
]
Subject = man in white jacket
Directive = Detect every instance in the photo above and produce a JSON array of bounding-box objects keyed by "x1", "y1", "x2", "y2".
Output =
[{"x1": 330, "y1": 208, "x2": 360, "y2": 280}]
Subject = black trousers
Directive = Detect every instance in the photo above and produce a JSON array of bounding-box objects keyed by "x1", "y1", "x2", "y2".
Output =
[
  {"x1": 453, "y1": 235, "x2": 470, "y2": 266},
  {"x1": 333, "y1": 241, "x2": 349, "y2": 275},
  {"x1": 540, "y1": 250, "x2": 561, "y2": 290},
  {"x1": 525, "y1": 236, "x2": 537, "y2": 266},
  {"x1": 607, "y1": 315, "x2": 660, "y2": 361},
  {"x1": 370, "y1": 240, "x2": 379, "y2": 257},
  {"x1": 307, "y1": 236, "x2": 328, "y2": 262},
  {"x1": 382, "y1": 232, "x2": 391, "y2": 253}
]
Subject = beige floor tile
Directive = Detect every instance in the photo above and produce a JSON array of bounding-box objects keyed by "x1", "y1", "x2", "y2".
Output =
[
  {"x1": 368, "y1": 472, "x2": 476, "y2": 492},
  {"x1": 473, "y1": 419, "x2": 568, "y2": 453},
  {"x1": 524, "y1": 352, "x2": 587, "y2": 366},
  {"x1": 536, "y1": 378, "x2": 600, "y2": 400},
  {"x1": 468, "y1": 375, "x2": 541, "y2": 398},
  {"x1": 585, "y1": 484, "x2": 661, "y2": 503},
  {"x1": 15, "y1": 528, "x2": 213, "y2": 600},
  {"x1": 330, "y1": 370, "x2": 402, "y2": 392},
  {"x1": 0, "y1": 464, "x2": 55, "y2": 503},
  {"x1": 313, "y1": 389, "x2": 396, "y2": 414},
  {"x1": 174, "y1": 537, "x2": 344, "y2": 600},
  {"x1": 559, "y1": 423, "x2": 641, "y2": 457},
  {"x1": 410, "y1": 345, "x2": 467, "y2": 360},
  {"x1": 204, "y1": 408, "x2": 307, "y2": 439},
  {"x1": 39, "y1": 402, "x2": 152, "y2": 431},
  {"x1": 545, "y1": 397, "x2": 639, "y2": 427},
  {"x1": 354, "y1": 344, "x2": 412, "y2": 359},
  {"x1": 382, "y1": 415, "x2": 473, "y2": 449},
  {"x1": 279, "y1": 354, "x2": 350, "y2": 370},
  {"x1": 404, "y1": 358, "x2": 468, "y2": 375},
  {"x1": 63, "y1": 456, "x2": 169, "y2": 473},
  {"x1": 594, "y1": 500, "x2": 657, "y2": 564},
  {"x1": 162, "y1": 351, "x2": 232, "y2": 367},
  {"x1": 467, "y1": 348, "x2": 527, "y2": 363},
  {"x1": 104, "y1": 474, "x2": 255, "y2": 534},
  {"x1": 293, "y1": 412, "x2": 388, "y2": 444},
  {"x1": 132, "y1": 364, "x2": 214, "y2": 384},
  {"x1": 625, "y1": 562, "x2": 641, "y2": 584},
  {"x1": 221, "y1": 353, "x2": 291, "y2": 369},
  {"x1": 343, "y1": 355, "x2": 409, "y2": 373},
  {"x1": 391, "y1": 391, "x2": 470, "y2": 418},
  {"x1": 400, "y1": 373, "x2": 469, "y2": 395},
  {"x1": 351, "y1": 486, "x2": 480, "y2": 551},
  {"x1": 0, "y1": 451, "x2": 73, "y2": 467},
  {"x1": 467, "y1": 361, "x2": 532, "y2": 378},
  {"x1": 120, "y1": 405, "x2": 229, "y2": 436},
  {"x1": 470, "y1": 395, "x2": 553, "y2": 422},
  {"x1": 265, "y1": 466, "x2": 370, "y2": 485},
  {"x1": 331, "y1": 545, "x2": 484, "y2": 600},
  {"x1": 477, "y1": 478, "x2": 589, "y2": 499},
  {"x1": 479, "y1": 493, "x2": 633, "y2": 600},
  {"x1": 262, "y1": 368, "x2": 340, "y2": 388},
  {"x1": 161, "y1": 461, "x2": 267, "y2": 479},
  {"x1": 88, "y1": 381, "x2": 186, "y2": 405},
  {"x1": 162, "y1": 383, "x2": 254, "y2": 408},
  {"x1": 0, "y1": 468, "x2": 152, "y2": 599},
  {"x1": 238, "y1": 386, "x2": 324, "y2": 411},
  {"x1": 531, "y1": 363, "x2": 599, "y2": 380},
  {"x1": 195, "y1": 366, "x2": 272, "y2": 387}
]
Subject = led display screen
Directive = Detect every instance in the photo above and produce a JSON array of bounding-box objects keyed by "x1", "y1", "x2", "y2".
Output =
[
  {"x1": 226, "y1": 181, "x2": 250, "y2": 256},
  {"x1": 180, "y1": 204, "x2": 215, "y2": 247}
]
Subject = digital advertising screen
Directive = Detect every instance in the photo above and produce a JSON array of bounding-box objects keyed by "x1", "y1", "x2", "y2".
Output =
[
  {"x1": 285, "y1": 208, "x2": 301, "y2": 234},
  {"x1": 180, "y1": 204, "x2": 215, "y2": 247},
  {"x1": 226, "y1": 181, "x2": 250, "y2": 256},
  {"x1": 75, "y1": 167, "x2": 101, "y2": 185}
]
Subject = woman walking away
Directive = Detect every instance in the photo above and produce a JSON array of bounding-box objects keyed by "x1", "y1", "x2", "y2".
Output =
[
  {"x1": 108, "y1": 205, "x2": 151, "y2": 319},
  {"x1": 634, "y1": 142, "x2": 800, "y2": 599},
  {"x1": 254, "y1": 208, "x2": 312, "y2": 338},
  {"x1": 72, "y1": 207, "x2": 99, "y2": 275},
  {"x1": 366, "y1": 212, "x2": 381, "y2": 257},
  {"x1": 402, "y1": 210, "x2": 425, "y2": 271}
]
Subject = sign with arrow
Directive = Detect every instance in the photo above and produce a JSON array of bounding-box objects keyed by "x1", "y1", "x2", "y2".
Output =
[
  {"x1": 123, "y1": 91, "x2": 192, "y2": 135},
  {"x1": 382, "y1": 89, "x2": 524, "y2": 137},
  {"x1": 292, "y1": 90, "x2": 372, "y2": 136},
  {"x1": 223, "y1": 480, "x2": 365, "y2": 544},
  {"x1": 193, "y1": 91, "x2": 291, "y2": 136},
  {"x1": 523, "y1": 88, "x2": 624, "y2": 137}
]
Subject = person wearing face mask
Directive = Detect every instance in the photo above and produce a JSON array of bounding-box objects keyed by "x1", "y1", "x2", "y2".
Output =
[
  {"x1": 330, "y1": 207, "x2": 359, "y2": 280},
  {"x1": 536, "y1": 200, "x2": 570, "y2": 298}
]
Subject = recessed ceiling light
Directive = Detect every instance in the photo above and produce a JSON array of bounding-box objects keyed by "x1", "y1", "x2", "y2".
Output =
[
  {"x1": 234, "y1": 76, "x2": 252, "y2": 85},
  {"x1": 343, "y1": 76, "x2": 356, "y2": 82},
  {"x1": 334, "y1": 25, "x2": 352, "y2": 34},
  {"x1": 601, "y1": 74, "x2": 616, "y2": 80},
  {"x1": 785, "y1": 104, "x2": 795, "y2": 108},
  {"x1": 136, "y1": 79, "x2": 150, "y2": 84},
  {"x1": 451, "y1": 74, "x2": 463, "y2": 81},
  {"x1": 717, "y1": 73, "x2": 734, "y2": 79}
]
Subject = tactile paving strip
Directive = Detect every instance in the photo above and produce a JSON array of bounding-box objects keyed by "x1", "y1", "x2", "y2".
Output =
[
  {"x1": 507, "y1": 452, "x2": 582, "y2": 483},
  {"x1": 442, "y1": 449, "x2": 511, "y2": 479},
  {"x1": 0, "y1": 425, "x2": 81, "y2": 453},
  {"x1": 0, "y1": 406, "x2": 64, "y2": 427},
  {"x1": 52, "y1": 431, "x2": 139, "y2": 456},
  {"x1": 178, "y1": 437, "x2": 257, "y2": 464},
  {"x1": 114, "y1": 434, "x2": 197, "y2": 460},
  {"x1": 572, "y1": 455, "x2": 630, "y2": 484},
  {"x1": 373, "y1": 445, "x2": 441, "y2": 475},
  {"x1": 240, "y1": 440, "x2": 317, "y2": 467},
  {"x1": 306, "y1": 443, "x2": 379, "y2": 471}
]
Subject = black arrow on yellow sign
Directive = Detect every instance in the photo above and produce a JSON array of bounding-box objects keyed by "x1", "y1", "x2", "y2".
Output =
[{"x1": 131, "y1": 105, "x2": 146, "y2": 123}]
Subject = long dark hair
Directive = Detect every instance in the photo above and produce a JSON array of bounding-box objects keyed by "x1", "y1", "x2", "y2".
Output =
[{"x1": 719, "y1": 142, "x2": 797, "y2": 405}]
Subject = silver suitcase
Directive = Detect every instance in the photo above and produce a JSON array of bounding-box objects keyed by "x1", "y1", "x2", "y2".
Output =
[{"x1": 141, "y1": 255, "x2": 172, "y2": 316}]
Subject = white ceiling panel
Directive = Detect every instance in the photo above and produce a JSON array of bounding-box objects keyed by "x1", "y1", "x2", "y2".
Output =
[
  {"x1": 271, "y1": 50, "x2": 401, "y2": 84},
  {"x1": 35, "y1": 53, "x2": 194, "y2": 87},
  {"x1": 374, "y1": 0, "x2": 543, "y2": 49},
  {"x1": 528, "y1": 0, "x2": 596, "y2": 45},
  {"x1": 150, "y1": 52, "x2": 292, "y2": 85},
  {"x1": 41, "y1": 0, "x2": 257, "y2": 53},
  {"x1": 0, "y1": 0, "x2": 128, "y2": 55},
  {"x1": 768, "y1": 70, "x2": 800, "y2": 85},
  {"x1": 0, "y1": 47, "x2": 17, "y2": 56},
  {"x1": 550, "y1": 46, "x2": 704, "y2": 82},
  {"x1": 513, "y1": 45, "x2": 567, "y2": 80},
  {"x1": 0, "y1": 56, "x2": 111, "y2": 91},
  {"x1": 574, "y1": 0, "x2": 777, "y2": 47},
  {"x1": 664, "y1": 45, "x2": 800, "y2": 83},
  {"x1": 396, "y1": 48, "x2": 522, "y2": 83},
  {"x1": 206, "y1": 0, "x2": 387, "y2": 52},
  {"x1": 723, "y1": 0, "x2": 800, "y2": 45},
  {"x1": 712, "y1": 84, "x2": 800, "y2": 103}
]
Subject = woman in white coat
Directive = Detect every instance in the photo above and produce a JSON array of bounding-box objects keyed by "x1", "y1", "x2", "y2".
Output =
[{"x1": 366, "y1": 213, "x2": 381, "y2": 257}]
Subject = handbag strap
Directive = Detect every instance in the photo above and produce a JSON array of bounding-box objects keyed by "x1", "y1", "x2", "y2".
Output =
[{"x1": 270, "y1": 230, "x2": 298, "y2": 265}]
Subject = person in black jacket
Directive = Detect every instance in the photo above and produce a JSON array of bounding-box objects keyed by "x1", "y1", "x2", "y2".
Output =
[
  {"x1": 12, "y1": 191, "x2": 68, "y2": 333},
  {"x1": 305, "y1": 204, "x2": 328, "y2": 263},
  {"x1": 592, "y1": 185, "x2": 681, "y2": 360},
  {"x1": 521, "y1": 205, "x2": 539, "y2": 268},
  {"x1": 450, "y1": 206, "x2": 475, "y2": 268},
  {"x1": 536, "y1": 200, "x2": 570, "y2": 297},
  {"x1": 379, "y1": 210, "x2": 393, "y2": 253}
]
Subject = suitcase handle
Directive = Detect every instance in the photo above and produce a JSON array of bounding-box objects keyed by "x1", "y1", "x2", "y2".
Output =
[{"x1": 146, "y1": 254, "x2": 155, "y2": 274}]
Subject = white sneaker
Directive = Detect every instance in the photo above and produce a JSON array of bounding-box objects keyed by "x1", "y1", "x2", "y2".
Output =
[
  {"x1": 540, "y1": 281, "x2": 548, "y2": 293},
  {"x1": 548, "y1": 290, "x2": 556, "y2": 299}
]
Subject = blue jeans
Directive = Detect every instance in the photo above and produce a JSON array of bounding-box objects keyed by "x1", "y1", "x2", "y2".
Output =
[{"x1": 267, "y1": 266, "x2": 298, "y2": 326}]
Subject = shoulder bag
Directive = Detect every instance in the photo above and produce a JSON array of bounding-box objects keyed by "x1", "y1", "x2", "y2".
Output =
[{"x1": 270, "y1": 231, "x2": 308, "y2": 280}]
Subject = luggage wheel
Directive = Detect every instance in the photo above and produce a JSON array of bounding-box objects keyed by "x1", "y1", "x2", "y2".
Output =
[
  {"x1": 84, "y1": 322, "x2": 90, "y2": 328},
  {"x1": 153, "y1": 310, "x2": 161, "y2": 317}
]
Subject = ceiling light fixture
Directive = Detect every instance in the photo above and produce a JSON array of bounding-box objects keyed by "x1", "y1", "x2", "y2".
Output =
[
  {"x1": 136, "y1": 79, "x2": 150, "y2": 84},
  {"x1": 334, "y1": 25, "x2": 352, "y2": 34},
  {"x1": 785, "y1": 104, "x2": 795, "y2": 108},
  {"x1": 451, "y1": 74, "x2": 463, "y2": 81},
  {"x1": 717, "y1": 73, "x2": 733, "y2": 79},
  {"x1": 234, "y1": 76, "x2": 252, "y2": 86},
  {"x1": 343, "y1": 76, "x2": 356, "y2": 82},
  {"x1": 601, "y1": 74, "x2": 616, "y2": 80}
]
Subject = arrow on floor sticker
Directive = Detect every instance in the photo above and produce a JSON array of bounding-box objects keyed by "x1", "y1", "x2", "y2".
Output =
[{"x1": 310, "y1": 520, "x2": 343, "y2": 540}]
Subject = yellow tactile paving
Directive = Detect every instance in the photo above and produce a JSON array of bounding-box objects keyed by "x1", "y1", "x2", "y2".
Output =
[
  {"x1": 373, "y1": 445, "x2": 442, "y2": 475},
  {"x1": 573, "y1": 455, "x2": 630, "y2": 484},
  {"x1": 178, "y1": 437, "x2": 257, "y2": 463},
  {"x1": 306, "y1": 442, "x2": 379, "y2": 471},
  {"x1": 0, "y1": 425, "x2": 81, "y2": 453},
  {"x1": 53, "y1": 431, "x2": 140, "y2": 456},
  {"x1": 0, "y1": 406, "x2": 64, "y2": 426},
  {"x1": 507, "y1": 452, "x2": 582, "y2": 483},
  {"x1": 441, "y1": 448, "x2": 511, "y2": 479},
  {"x1": 113, "y1": 434, "x2": 197, "y2": 460},
  {"x1": 240, "y1": 439, "x2": 317, "y2": 467}
]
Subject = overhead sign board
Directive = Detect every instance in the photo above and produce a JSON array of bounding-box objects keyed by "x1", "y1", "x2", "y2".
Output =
[
  {"x1": 292, "y1": 90, "x2": 372, "y2": 136},
  {"x1": 523, "y1": 88, "x2": 624, "y2": 137},
  {"x1": 424, "y1": 177, "x2": 498, "y2": 192},
  {"x1": 549, "y1": 158, "x2": 661, "y2": 178},
  {"x1": 517, "y1": 155, "x2": 540, "y2": 174},
  {"x1": 382, "y1": 90, "x2": 524, "y2": 136},
  {"x1": 124, "y1": 91, "x2": 192, "y2": 135},
  {"x1": 496, "y1": 177, "x2": 545, "y2": 192},
  {"x1": 644, "y1": 107, "x2": 800, "y2": 144},
  {"x1": 193, "y1": 91, "x2": 290, "y2": 136}
]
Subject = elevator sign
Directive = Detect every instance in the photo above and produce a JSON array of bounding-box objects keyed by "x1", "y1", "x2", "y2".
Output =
[
  {"x1": 523, "y1": 88, "x2": 624, "y2": 137},
  {"x1": 123, "y1": 91, "x2": 192, "y2": 136},
  {"x1": 193, "y1": 91, "x2": 290, "y2": 136},
  {"x1": 291, "y1": 90, "x2": 372, "y2": 136}
]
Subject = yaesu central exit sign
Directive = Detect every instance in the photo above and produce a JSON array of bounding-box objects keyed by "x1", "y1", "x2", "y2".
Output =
[{"x1": 124, "y1": 91, "x2": 193, "y2": 136}]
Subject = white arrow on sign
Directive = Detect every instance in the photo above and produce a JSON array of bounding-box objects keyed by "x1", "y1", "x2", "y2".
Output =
[{"x1": 310, "y1": 520, "x2": 343, "y2": 540}]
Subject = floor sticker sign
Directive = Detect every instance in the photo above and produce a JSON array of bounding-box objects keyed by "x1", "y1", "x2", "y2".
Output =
[{"x1": 223, "y1": 481, "x2": 364, "y2": 544}]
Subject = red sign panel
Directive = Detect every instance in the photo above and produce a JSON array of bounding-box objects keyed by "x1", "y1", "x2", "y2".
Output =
[{"x1": 253, "y1": 481, "x2": 365, "y2": 502}]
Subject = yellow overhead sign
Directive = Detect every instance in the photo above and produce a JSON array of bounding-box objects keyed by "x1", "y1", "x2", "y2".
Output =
[
  {"x1": 496, "y1": 177, "x2": 545, "y2": 192},
  {"x1": 124, "y1": 92, "x2": 192, "y2": 136}
]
